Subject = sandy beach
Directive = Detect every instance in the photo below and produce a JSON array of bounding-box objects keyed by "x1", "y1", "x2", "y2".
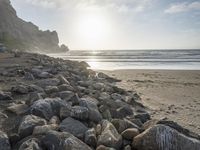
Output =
[{"x1": 102, "y1": 70, "x2": 200, "y2": 134}]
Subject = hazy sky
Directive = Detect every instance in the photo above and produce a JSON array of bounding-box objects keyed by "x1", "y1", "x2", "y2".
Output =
[{"x1": 11, "y1": 0, "x2": 200, "y2": 50}]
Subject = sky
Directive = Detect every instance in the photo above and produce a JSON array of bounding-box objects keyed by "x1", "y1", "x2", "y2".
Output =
[{"x1": 10, "y1": 0, "x2": 200, "y2": 50}]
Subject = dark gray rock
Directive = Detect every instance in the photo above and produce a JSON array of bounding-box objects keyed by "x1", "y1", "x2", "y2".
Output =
[
  {"x1": 0, "y1": 91, "x2": 12, "y2": 100},
  {"x1": 121, "y1": 128, "x2": 139, "y2": 140},
  {"x1": 11, "y1": 85, "x2": 29, "y2": 94},
  {"x1": 58, "y1": 91, "x2": 74, "y2": 101},
  {"x1": 18, "y1": 115, "x2": 47, "y2": 138},
  {"x1": 45, "y1": 86, "x2": 59, "y2": 94},
  {"x1": 29, "y1": 98, "x2": 66, "y2": 120},
  {"x1": 84, "y1": 128, "x2": 97, "y2": 148},
  {"x1": 24, "y1": 72, "x2": 35, "y2": 81},
  {"x1": 70, "y1": 106, "x2": 89, "y2": 121},
  {"x1": 97, "y1": 120, "x2": 122, "y2": 150},
  {"x1": 58, "y1": 74, "x2": 70, "y2": 85},
  {"x1": 43, "y1": 130, "x2": 92, "y2": 150},
  {"x1": 58, "y1": 84, "x2": 74, "y2": 92},
  {"x1": 60, "y1": 105, "x2": 72, "y2": 120},
  {"x1": 0, "y1": 131, "x2": 11, "y2": 150},
  {"x1": 18, "y1": 138, "x2": 42, "y2": 150},
  {"x1": 59, "y1": 117, "x2": 88, "y2": 139},
  {"x1": 33, "y1": 124, "x2": 58, "y2": 135},
  {"x1": 111, "y1": 119, "x2": 139, "y2": 134},
  {"x1": 134, "y1": 112, "x2": 150, "y2": 123},
  {"x1": 133, "y1": 124, "x2": 200, "y2": 150},
  {"x1": 80, "y1": 98, "x2": 102, "y2": 123},
  {"x1": 37, "y1": 78, "x2": 60, "y2": 88}
]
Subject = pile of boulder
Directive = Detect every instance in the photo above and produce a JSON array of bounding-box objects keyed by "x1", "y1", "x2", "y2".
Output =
[{"x1": 0, "y1": 51, "x2": 200, "y2": 150}]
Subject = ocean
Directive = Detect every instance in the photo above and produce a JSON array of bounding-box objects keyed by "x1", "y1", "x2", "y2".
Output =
[{"x1": 49, "y1": 50, "x2": 200, "y2": 70}]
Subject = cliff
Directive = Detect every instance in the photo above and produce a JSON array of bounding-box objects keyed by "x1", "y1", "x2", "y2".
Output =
[{"x1": 0, "y1": 0, "x2": 69, "y2": 52}]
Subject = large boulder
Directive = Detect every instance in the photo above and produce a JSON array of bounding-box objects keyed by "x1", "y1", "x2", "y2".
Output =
[
  {"x1": 29, "y1": 98, "x2": 67, "y2": 120},
  {"x1": 97, "y1": 120, "x2": 122, "y2": 149},
  {"x1": 133, "y1": 124, "x2": 200, "y2": 150},
  {"x1": 18, "y1": 115, "x2": 47, "y2": 138},
  {"x1": 0, "y1": 131, "x2": 11, "y2": 150},
  {"x1": 42, "y1": 131, "x2": 92, "y2": 150},
  {"x1": 59, "y1": 117, "x2": 88, "y2": 139}
]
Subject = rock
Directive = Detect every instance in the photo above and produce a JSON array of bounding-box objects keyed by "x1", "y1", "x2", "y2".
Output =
[
  {"x1": 80, "y1": 98, "x2": 102, "y2": 123},
  {"x1": 37, "y1": 72, "x2": 53, "y2": 79},
  {"x1": 58, "y1": 74, "x2": 70, "y2": 85},
  {"x1": 0, "y1": 91, "x2": 13, "y2": 100},
  {"x1": 96, "y1": 124, "x2": 102, "y2": 136},
  {"x1": 133, "y1": 124, "x2": 200, "y2": 150},
  {"x1": 92, "y1": 82, "x2": 105, "y2": 90},
  {"x1": 18, "y1": 115, "x2": 47, "y2": 138},
  {"x1": 30, "y1": 98, "x2": 66, "y2": 120},
  {"x1": 59, "y1": 117, "x2": 88, "y2": 139},
  {"x1": 11, "y1": 85, "x2": 28, "y2": 94},
  {"x1": 7, "y1": 104, "x2": 29, "y2": 115},
  {"x1": 97, "y1": 120, "x2": 122, "y2": 149},
  {"x1": 111, "y1": 93, "x2": 124, "y2": 101},
  {"x1": 33, "y1": 124, "x2": 58, "y2": 135},
  {"x1": 84, "y1": 128, "x2": 97, "y2": 148},
  {"x1": 24, "y1": 72, "x2": 35, "y2": 80},
  {"x1": 60, "y1": 105, "x2": 72, "y2": 120},
  {"x1": 134, "y1": 112, "x2": 150, "y2": 123},
  {"x1": 143, "y1": 119, "x2": 200, "y2": 140},
  {"x1": 70, "y1": 106, "x2": 89, "y2": 121},
  {"x1": 111, "y1": 119, "x2": 139, "y2": 134},
  {"x1": 116, "y1": 105, "x2": 134, "y2": 118},
  {"x1": 28, "y1": 84, "x2": 44, "y2": 93},
  {"x1": 96, "y1": 145, "x2": 116, "y2": 150},
  {"x1": 49, "y1": 116, "x2": 60, "y2": 124},
  {"x1": 18, "y1": 138, "x2": 42, "y2": 150},
  {"x1": 58, "y1": 91, "x2": 74, "y2": 101},
  {"x1": 58, "y1": 84, "x2": 74, "y2": 91},
  {"x1": 27, "y1": 92, "x2": 44, "y2": 105},
  {"x1": 123, "y1": 145, "x2": 131, "y2": 150},
  {"x1": 121, "y1": 128, "x2": 139, "y2": 140},
  {"x1": 42, "y1": 130, "x2": 92, "y2": 150},
  {"x1": 45, "y1": 86, "x2": 59, "y2": 94},
  {"x1": 0, "y1": 131, "x2": 11, "y2": 150},
  {"x1": 60, "y1": 44, "x2": 69, "y2": 52},
  {"x1": 37, "y1": 78, "x2": 60, "y2": 88},
  {"x1": 99, "y1": 92, "x2": 111, "y2": 101}
]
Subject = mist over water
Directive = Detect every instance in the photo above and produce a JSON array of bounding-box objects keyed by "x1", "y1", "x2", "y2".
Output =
[{"x1": 49, "y1": 50, "x2": 200, "y2": 70}]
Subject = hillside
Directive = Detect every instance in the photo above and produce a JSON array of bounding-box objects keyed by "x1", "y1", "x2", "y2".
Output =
[{"x1": 0, "y1": 0, "x2": 68, "y2": 52}]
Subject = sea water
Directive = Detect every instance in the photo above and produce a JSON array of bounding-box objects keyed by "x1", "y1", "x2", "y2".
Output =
[{"x1": 49, "y1": 50, "x2": 200, "y2": 70}]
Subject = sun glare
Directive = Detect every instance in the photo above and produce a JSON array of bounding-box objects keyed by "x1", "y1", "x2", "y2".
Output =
[{"x1": 76, "y1": 14, "x2": 110, "y2": 48}]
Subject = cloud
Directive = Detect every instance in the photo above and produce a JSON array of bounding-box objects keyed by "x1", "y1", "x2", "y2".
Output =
[
  {"x1": 23, "y1": 0, "x2": 153, "y2": 13},
  {"x1": 165, "y1": 1, "x2": 200, "y2": 14}
]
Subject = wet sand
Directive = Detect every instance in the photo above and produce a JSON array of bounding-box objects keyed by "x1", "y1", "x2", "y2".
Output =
[{"x1": 102, "y1": 70, "x2": 200, "y2": 134}]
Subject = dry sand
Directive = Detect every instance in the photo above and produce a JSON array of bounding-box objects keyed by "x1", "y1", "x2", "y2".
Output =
[{"x1": 102, "y1": 69, "x2": 200, "y2": 134}]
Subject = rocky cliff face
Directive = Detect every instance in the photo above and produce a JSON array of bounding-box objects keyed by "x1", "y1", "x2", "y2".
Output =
[{"x1": 0, "y1": 0, "x2": 69, "y2": 52}]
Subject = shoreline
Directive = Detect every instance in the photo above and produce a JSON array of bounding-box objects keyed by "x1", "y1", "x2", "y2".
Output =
[
  {"x1": 102, "y1": 69, "x2": 200, "y2": 134},
  {"x1": 0, "y1": 51, "x2": 200, "y2": 149}
]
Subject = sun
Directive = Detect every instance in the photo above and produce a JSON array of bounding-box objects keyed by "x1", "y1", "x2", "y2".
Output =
[{"x1": 76, "y1": 14, "x2": 110, "y2": 48}]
